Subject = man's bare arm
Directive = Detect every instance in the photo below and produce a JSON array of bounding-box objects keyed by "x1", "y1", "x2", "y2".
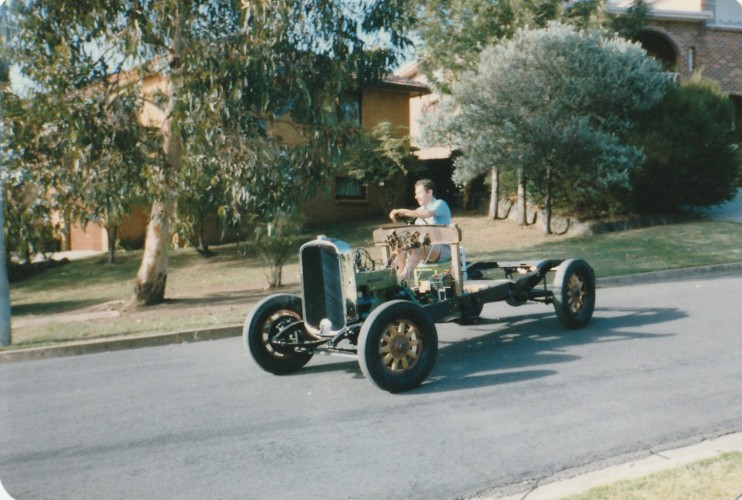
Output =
[{"x1": 389, "y1": 207, "x2": 436, "y2": 221}]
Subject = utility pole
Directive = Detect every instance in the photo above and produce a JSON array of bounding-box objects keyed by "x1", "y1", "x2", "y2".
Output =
[
  {"x1": 0, "y1": 183, "x2": 10, "y2": 346},
  {"x1": 0, "y1": 0, "x2": 11, "y2": 346}
]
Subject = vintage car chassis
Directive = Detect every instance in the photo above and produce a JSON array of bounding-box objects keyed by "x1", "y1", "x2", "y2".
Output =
[{"x1": 244, "y1": 224, "x2": 596, "y2": 392}]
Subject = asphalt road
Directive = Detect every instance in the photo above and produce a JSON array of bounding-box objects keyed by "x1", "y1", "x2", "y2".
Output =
[{"x1": 2, "y1": 272, "x2": 741, "y2": 500}]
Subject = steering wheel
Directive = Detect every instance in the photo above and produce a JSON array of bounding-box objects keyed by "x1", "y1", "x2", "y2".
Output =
[{"x1": 392, "y1": 215, "x2": 417, "y2": 226}]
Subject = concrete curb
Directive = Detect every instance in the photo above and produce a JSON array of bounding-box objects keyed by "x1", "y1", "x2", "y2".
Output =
[
  {"x1": 0, "y1": 325, "x2": 242, "y2": 363},
  {"x1": 3, "y1": 261, "x2": 741, "y2": 363},
  {"x1": 596, "y1": 261, "x2": 742, "y2": 288},
  {"x1": 486, "y1": 431, "x2": 742, "y2": 499}
]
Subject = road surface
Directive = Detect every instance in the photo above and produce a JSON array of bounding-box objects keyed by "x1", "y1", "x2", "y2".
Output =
[{"x1": 2, "y1": 272, "x2": 741, "y2": 499}]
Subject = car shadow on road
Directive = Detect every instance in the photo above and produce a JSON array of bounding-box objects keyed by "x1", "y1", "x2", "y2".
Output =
[
  {"x1": 415, "y1": 305, "x2": 685, "y2": 394},
  {"x1": 294, "y1": 305, "x2": 686, "y2": 393}
]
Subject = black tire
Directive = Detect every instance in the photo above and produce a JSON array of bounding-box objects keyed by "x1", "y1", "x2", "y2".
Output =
[
  {"x1": 358, "y1": 300, "x2": 438, "y2": 392},
  {"x1": 243, "y1": 294, "x2": 313, "y2": 374},
  {"x1": 552, "y1": 259, "x2": 596, "y2": 329},
  {"x1": 457, "y1": 295, "x2": 484, "y2": 325}
]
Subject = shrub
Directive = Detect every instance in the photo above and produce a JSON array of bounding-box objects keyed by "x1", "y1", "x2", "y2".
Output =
[
  {"x1": 252, "y1": 216, "x2": 305, "y2": 289},
  {"x1": 631, "y1": 74, "x2": 740, "y2": 213}
]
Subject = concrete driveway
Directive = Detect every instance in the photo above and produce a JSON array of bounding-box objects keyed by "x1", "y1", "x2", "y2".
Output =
[{"x1": 694, "y1": 187, "x2": 742, "y2": 223}]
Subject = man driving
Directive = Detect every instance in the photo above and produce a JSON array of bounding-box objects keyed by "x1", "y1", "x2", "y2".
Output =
[{"x1": 388, "y1": 179, "x2": 452, "y2": 283}]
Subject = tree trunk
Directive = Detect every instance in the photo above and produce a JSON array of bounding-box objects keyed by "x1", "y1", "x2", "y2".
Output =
[
  {"x1": 134, "y1": 196, "x2": 174, "y2": 305},
  {"x1": 198, "y1": 214, "x2": 212, "y2": 256},
  {"x1": 517, "y1": 165, "x2": 527, "y2": 226},
  {"x1": 488, "y1": 166, "x2": 500, "y2": 220},
  {"x1": 0, "y1": 184, "x2": 11, "y2": 346},
  {"x1": 61, "y1": 210, "x2": 71, "y2": 251},
  {"x1": 133, "y1": 104, "x2": 181, "y2": 305},
  {"x1": 134, "y1": 132, "x2": 180, "y2": 304},
  {"x1": 271, "y1": 264, "x2": 282, "y2": 288},
  {"x1": 134, "y1": 116, "x2": 181, "y2": 305},
  {"x1": 544, "y1": 165, "x2": 553, "y2": 235},
  {"x1": 133, "y1": 6, "x2": 187, "y2": 306},
  {"x1": 462, "y1": 182, "x2": 472, "y2": 210},
  {"x1": 106, "y1": 223, "x2": 118, "y2": 264}
]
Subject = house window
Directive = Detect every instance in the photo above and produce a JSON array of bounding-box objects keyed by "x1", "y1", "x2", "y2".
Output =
[
  {"x1": 338, "y1": 92, "x2": 361, "y2": 126},
  {"x1": 688, "y1": 46, "x2": 696, "y2": 73},
  {"x1": 335, "y1": 177, "x2": 366, "y2": 201},
  {"x1": 290, "y1": 92, "x2": 361, "y2": 126},
  {"x1": 422, "y1": 97, "x2": 439, "y2": 116}
]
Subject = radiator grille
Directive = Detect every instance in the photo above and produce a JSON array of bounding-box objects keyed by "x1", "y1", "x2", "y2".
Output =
[{"x1": 301, "y1": 245, "x2": 346, "y2": 332}]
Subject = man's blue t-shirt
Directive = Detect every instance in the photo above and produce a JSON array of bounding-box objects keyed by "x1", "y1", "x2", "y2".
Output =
[
  {"x1": 417, "y1": 198, "x2": 451, "y2": 225},
  {"x1": 415, "y1": 198, "x2": 452, "y2": 262}
]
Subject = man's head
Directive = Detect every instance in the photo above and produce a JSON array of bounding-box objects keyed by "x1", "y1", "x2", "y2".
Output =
[{"x1": 414, "y1": 179, "x2": 435, "y2": 207}]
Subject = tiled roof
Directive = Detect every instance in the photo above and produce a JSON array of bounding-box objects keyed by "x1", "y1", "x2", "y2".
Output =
[
  {"x1": 374, "y1": 74, "x2": 430, "y2": 94},
  {"x1": 606, "y1": 0, "x2": 742, "y2": 23}
]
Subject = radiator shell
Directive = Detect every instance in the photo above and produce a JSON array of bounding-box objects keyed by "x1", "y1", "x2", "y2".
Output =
[{"x1": 299, "y1": 237, "x2": 358, "y2": 337}]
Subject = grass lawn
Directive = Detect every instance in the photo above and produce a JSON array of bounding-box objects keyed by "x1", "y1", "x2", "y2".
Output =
[
  {"x1": 566, "y1": 452, "x2": 742, "y2": 500},
  {"x1": 470, "y1": 220, "x2": 742, "y2": 277},
  {"x1": 6, "y1": 215, "x2": 742, "y2": 349}
]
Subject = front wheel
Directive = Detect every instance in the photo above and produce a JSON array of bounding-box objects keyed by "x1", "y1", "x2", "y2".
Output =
[
  {"x1": 552, "y1": 259, "x2": 596, "y2": 329},
  {"x1": 244, "y1": 294, "x2": 313, "y2": 374},
  {"x1": 358, "y1": 300, "x2": 438, "y2": 392}
]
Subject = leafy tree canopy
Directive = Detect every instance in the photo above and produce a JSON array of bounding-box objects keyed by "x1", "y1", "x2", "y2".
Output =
[
  {"x1": 341, "y1": 121, "x2": 421, "y2": 212},
  {"x1": 424, "y1": 22, "x2": 669, "y2": 219},
  {"x1": 413, "y1": 0, "x2": 609, "y2": 92},
  {"x1": 4, "y1": 0, "x2": 416, "y2": 302}
]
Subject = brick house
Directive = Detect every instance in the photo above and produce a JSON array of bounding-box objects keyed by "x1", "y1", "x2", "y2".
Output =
[
  {"x1": 67, "y1": 74, "x2": 429, "y2": 251},
  {"x1": 302, "y1": 77, "x2": 430, "y2": 224},
  {"x1": 609, "y1": 0, "x2": 742, "y2": 132}
]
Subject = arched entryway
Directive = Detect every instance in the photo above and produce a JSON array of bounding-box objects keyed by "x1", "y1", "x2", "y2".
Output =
[{"x1": 633, "y1": 30, "x2": 678, "y2": 71}]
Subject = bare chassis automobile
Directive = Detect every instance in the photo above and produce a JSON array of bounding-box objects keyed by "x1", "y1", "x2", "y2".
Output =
[{"x1": 244, "y1": 224, "x2": 596, "y2": 392}]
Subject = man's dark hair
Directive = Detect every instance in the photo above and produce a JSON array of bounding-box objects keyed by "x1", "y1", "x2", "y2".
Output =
[{"x1": 415, "y1": 178, "x2": 436, "y2": 193}]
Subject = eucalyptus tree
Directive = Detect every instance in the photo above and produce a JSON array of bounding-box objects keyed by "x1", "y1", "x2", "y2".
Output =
[
  {"x1": 70, "y1": 88, "x2": 156, "y2": 263},
  {"x1": 428, "y1": 23, "x2": 668, "y2": 232},
  {"x1": 341, "y1": 121, "x2": 421, "y2": 213},
  {"x1": 5, "y1": 4, "x2": 157, "y2": 271},
  {"x1": 8, "y1": 0, "x2": 414, "y2": 305},
  {"x1": 1, "y1": 44, "x2": 69, "y2": 265},
  {"x1": 2, "y1": 0, "x2": 60, "y2": 264},
  {"x1": 174, "y1": 145, "x2": 227, "y2": 257}
]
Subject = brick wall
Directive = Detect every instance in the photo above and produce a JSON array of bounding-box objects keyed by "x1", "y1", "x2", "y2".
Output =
[
  {"x1": 270, "y1": 118, "x2": 307, "y2": 147},
  {"x1": 69, "y1": 222, "x2": 107, "y2": 252},
  {"x1": 647, "y1": 20, "x2": 742, "y2": 95},
  {"x1": 699, "y1": 28, "x2": 742, "y2": 95},
  {"x1": 644, "y1": 20, "x2": 742, "y2": 167},
  {"x1": 302, "y1": 182, "x2": 389, "y2": 225},
  {"x1": 117, "y1": 205, "x2": 148, "y2": 248},
  {"x1": 302, "y1": 88, "x2": 413, "y2": 224},
  {"x1": 361, "y1": 89, "x2": 411, "y2": 134},
  {"x1": 68, "y1": 205, "x2": 148, "y2": 251}
]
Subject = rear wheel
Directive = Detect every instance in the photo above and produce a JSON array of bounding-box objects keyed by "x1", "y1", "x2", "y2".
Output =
[
  {"x1": 457, "y1": 295, "x2": 484, "y2": 325},
  {"x1": 552, "y1": 259, "x2": 596, "y2": 329},
  {"x1": 244, "y1": 294, "x2": 313, "y2": 374},
  {"x1": 358, "y1": 300, "x2": 438, "y2": 392}
]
